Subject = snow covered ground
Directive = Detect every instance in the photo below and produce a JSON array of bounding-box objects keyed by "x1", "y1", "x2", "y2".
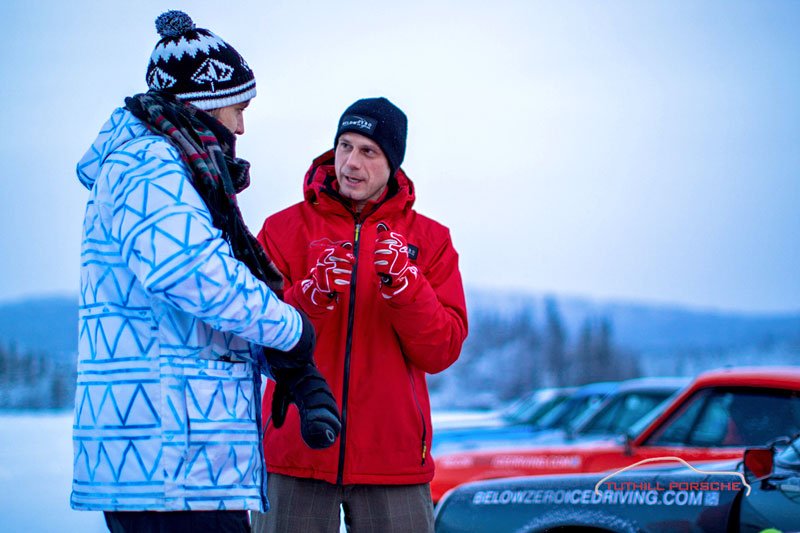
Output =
[
  {"x1": 0, "y1": 412, "x2": 349, "y2": 532},
  {"x1": 0, "y1": 411, "x2": 106, "y2": 532}
]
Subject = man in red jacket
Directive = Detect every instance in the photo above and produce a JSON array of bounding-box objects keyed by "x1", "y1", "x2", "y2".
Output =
[{"x1": 251, "y1": 97, "x2": 468, "y2": 532}]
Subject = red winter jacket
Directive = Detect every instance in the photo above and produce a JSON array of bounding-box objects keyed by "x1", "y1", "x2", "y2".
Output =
[{"x1": 257, "y1": 150, "x2": 468, "y2": 485}]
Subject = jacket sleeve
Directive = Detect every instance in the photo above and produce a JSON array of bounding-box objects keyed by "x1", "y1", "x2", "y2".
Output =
[
  {"x1": 382, "y1": 230, "x2": 468, "y2": 374},
  {"x1": 108, "y1": 137, "x2": 302, "y2": 352},
  {"x1": 257, "y1": 216, "x2": 333, "y2": 322}
]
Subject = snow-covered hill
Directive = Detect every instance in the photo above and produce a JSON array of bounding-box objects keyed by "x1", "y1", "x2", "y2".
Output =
[{"x1": 1, "y1": 290, "x2": 798, "y2": 410}]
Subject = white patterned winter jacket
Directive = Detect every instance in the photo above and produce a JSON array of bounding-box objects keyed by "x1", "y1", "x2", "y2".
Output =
[{"x1": 71, "y1": 108, "x2": 300, "y2": 512}]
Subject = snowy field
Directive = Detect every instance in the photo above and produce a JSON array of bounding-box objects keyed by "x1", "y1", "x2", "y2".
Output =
[
  {"x1": 0, "y1": 411, "x2": 106, "y2": 532},
  {"x1": 0, "y1": 412, "x2": 350, "y2": 532}
]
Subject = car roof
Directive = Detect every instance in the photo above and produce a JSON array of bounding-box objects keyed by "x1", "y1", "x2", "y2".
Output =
[
  {"x1": 614, "y1": 376, "x2": 691, "y2": 392},
  {"x1": 571, "y1": 381, "x2": 619, "y2": 396},
  {"x1": 693, "y1": 366, "x2": 800, "y2": 388},
  {"x1": 522, "y1": 386, "x2": 578, "y2": 400}
]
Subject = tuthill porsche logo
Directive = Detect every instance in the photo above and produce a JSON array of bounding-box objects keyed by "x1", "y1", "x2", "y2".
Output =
[{"x1": 594, "y1": 456, "x2": 751, "y2": 496}]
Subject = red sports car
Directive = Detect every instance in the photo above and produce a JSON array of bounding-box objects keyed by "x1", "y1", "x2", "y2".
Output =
[{"x1": 431, "y1": 366, "x2": 800, "y2": 502}]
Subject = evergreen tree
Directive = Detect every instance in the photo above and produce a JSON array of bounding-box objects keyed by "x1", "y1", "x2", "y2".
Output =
[
  {"x1": 570, "y1": 316, "x2": 641, "y2": 384},
  {"x1": 506, "y1": 306, "x2": 541, "y2": 399},
  {"x1": 51, "y1": 366, "x2": 75, "y2": 409},
  {"x1": 572, "y1": 318, "x2": 595, "y2": 385},
  {"x1": 543, "y1": 297, "x2": 567, "y2": 386}
]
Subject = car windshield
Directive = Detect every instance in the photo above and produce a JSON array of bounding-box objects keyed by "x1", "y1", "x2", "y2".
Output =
[
  {"x1": 502, "y1": 392, "x2": 569, "y2": 425},
  {"x1": 537, "y1": 391, "x2": 607, "y2": 430},
  {"x1": 622, "y1": 390, "x2": 684, "y2": 439},
  {"x1": 577, "y1": 391, "x2": 674, "y2": 436}
]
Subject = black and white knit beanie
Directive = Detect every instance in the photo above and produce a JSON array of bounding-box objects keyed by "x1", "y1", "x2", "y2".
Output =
[{"x1": 145, "y1": 10, "x2": 256, "y2": 110}]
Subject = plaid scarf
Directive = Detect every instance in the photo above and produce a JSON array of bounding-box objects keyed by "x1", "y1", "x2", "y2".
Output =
[{"x1": 125, "y1": 91, "x2": 284, "y2": 294}]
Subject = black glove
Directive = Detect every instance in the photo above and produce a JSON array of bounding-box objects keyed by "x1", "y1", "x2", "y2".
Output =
[
  {"x1": 271, "y1": 364, "x2": 341, "y2": 449},
  {"x1": 261, "y1": 310, "x2": 340, "y2": 449}
]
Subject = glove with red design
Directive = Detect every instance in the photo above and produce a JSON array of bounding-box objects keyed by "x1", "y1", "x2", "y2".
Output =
[
  {"x1": 300, "y1": 243, "x2": 354, "y2": 310},
  {"x1": 373, "y1": 223, "x2": 419, "y2": 300}
]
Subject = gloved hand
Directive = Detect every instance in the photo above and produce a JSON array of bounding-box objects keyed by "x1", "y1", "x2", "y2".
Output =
[
  {"x1": 374, "y1": 223, "x2": 419, "y2": 299},
  {"x1": 300, "y1": 242, "x2": 354, "y2": 310},
  {"x1": 270, "y1": 364, "x2": 341, "y2": 449},
  {"x1": 261, "y1": 311, "x2": 340, "y2": 449}
]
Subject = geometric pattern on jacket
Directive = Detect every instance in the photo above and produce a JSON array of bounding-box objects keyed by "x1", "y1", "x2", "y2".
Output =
[{"x1": 71, "y1": 108, "x2": 299, "y2": 512}]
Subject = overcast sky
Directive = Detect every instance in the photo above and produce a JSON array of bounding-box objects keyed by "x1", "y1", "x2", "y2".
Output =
[{"x1": 0, "y1": 0, "x2": 797, "y2": 313}]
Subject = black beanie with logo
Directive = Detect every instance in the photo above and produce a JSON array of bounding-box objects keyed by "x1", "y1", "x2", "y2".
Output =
[{"x1": 334, "y1": 97, "x2": 408, "y2": 177}]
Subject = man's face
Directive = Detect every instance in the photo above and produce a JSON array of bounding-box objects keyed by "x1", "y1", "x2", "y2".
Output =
[
  {"x1": 209, "y1": 100, "x2": 250, "y2": 136},
  {"x1": 335, "y1": 132, "x2": 391, "y2": 210}
]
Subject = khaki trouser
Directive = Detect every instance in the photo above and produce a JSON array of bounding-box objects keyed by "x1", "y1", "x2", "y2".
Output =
[{"x1": 251, "y1": 473, "x2": 435, "y2": 533}]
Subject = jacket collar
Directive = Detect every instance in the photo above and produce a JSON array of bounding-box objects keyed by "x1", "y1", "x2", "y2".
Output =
[{"x1": 302, "y1": 149, "x2": 416, "y2": 219}]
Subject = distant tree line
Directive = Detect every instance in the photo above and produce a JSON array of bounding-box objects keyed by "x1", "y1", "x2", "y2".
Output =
[
  {"x1": 428, "y1": 297, "x2": 641, "y2": 409},
  {"x1": 0, "y1": 342, "x2": 75, "y2": 409}
]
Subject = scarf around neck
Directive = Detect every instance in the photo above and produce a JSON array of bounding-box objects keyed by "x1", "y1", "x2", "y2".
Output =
[{"x1": 124, "y1": 91, "x2": 284, "y2": 294}]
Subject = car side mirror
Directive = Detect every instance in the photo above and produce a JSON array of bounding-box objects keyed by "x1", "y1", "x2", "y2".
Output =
[{"x1": 743, "y1": 446, "x2": 773, "y2": 479}]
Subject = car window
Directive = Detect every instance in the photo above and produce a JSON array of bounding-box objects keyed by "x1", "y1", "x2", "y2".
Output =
[
  {"x1": 500, "y1": 393, "x2": 538, "y2": 422},
  {"x1": 538, "y1": 393, "x2": 606, "y2": 430},
  {"x1": 687, "y1": 393, "x2": 730, "y2": 446},
  {"x1": 578, "y1": 391, "x2": 673, "y2": 436},
  {"x1": 534, "y1": 397, "x2": 575, "y2": 429},
  {"x1": 504, "y1": 394, "x2": 568, "y2": 425},
  {"x1": 645, "y1": 390, "x2": 710, "y2": 445},
  {"x1": 579, "y1": 395, "x2": 626, "y2": 434},
  {"x1": 646, "y1": 387, "x2": 800, "y2": 447},
  {"x1": 627, "y1": 394, "x2": 681, "y2": 438},
  {"x1": 722, "y1": 390, "x2": 800, "y2": 446}
]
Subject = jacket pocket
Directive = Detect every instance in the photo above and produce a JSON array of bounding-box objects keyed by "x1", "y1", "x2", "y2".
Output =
[{"x1": 407, "y1": 367, "x2": 428, "y2": 466}]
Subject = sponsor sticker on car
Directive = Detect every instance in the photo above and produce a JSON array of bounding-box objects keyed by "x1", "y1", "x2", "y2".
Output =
[
  {"x1": 489, "y1": 454, "x2": 582, "y2": 470},
  {"x1": 472, "y1": 487, "x2": 729, "y2": 507}
]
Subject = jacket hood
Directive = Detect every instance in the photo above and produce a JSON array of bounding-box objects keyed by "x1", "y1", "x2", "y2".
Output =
[
  {"x1": 77, "y1": 108, "x2": 150, "y2": 190},
  {"x1": 302, "y1": 149, "x2": 416, "y2": 215}
]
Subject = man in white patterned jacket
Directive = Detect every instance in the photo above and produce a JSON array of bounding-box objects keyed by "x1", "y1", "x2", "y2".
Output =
[{"x1": 72, "y1": 11, "x2": 340, "y2": 533}]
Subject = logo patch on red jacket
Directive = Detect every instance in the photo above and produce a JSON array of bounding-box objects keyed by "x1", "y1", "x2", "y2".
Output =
[{"x1": 408, "y1": 244, "x2": 419, "y2": 261}]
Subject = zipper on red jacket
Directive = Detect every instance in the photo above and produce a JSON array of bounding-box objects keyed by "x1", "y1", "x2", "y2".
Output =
[
  {"x1": 407, "y1": 367, "x2": 428, "y2": 466},
  {"x1": 337, "y1": 220, "x2": 362, "y2": 485}
]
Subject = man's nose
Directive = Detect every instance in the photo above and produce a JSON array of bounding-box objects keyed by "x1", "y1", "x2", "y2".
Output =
[
  {"x1": 344, "y1": 150, "x2": 361, "y2": 169},
  {"x1": 235, "y1": 119, "x2": 245, "y2": 136}
]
